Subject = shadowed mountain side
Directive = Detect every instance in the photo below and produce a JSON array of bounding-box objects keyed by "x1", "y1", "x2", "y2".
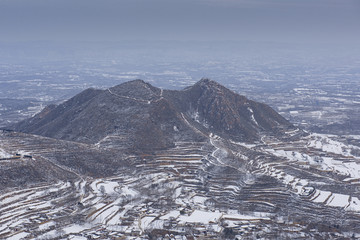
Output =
[{"x1": 164, "y1": 79, "x2": 295, "y2": 141}]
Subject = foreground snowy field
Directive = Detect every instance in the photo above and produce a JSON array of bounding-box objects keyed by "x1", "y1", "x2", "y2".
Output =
[{"x1": 1, "y1": 131, "x2": 360, "y2": 239}]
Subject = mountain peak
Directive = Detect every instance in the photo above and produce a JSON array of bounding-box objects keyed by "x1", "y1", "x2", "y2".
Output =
[
  {"x1": 119, "y1": 79, "x2": 147, "y2": 87},
  {"x1": 110, "y1": 79, "x2": 152, "y2": 91},
  {"x1": 194, "y1": 78, "x2": 223, "y2": 91},
  {"x1": 197, "y1": 78, "x2": 212, "y2": 85},
  {"x1": 109, "y1": 79, "x2": 161, "y2": 103}
]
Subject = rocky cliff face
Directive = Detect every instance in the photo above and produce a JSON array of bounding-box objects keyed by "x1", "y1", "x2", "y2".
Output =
[{"x1": 10, "y1": 79, "x2": 296, "y2": 152}]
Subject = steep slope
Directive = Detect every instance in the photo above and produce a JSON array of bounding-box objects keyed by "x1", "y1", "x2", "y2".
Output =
[
  {"x1": 12, "y1": 88, "x2": 102, "y2": 135},
  {"x1": 10, "y1": 79, "x2": 296, "y2": 151}
]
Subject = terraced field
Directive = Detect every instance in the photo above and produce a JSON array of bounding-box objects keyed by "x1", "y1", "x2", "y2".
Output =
[{"x1": 1, "y1": 130, "x2": 360, "y2": 239}]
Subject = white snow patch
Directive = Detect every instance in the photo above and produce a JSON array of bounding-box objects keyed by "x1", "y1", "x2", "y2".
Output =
[
  {"x1": 192, "y1": 196, "x2": 208, "y2": 204},
  {"x1": 229, "y1": 140, "x2": 257, "y2": 149},
  {"x1": 223, "y1": 213, "x2": 270, "y2": 221},
  {"x1": 17, "y1": 150, "x2": 32, "y2": 156},
  {"x1": 308, "y1": 134, "x2": 359, "y2": 156},
  {"x1": 1, "y1": 191, "x2": 34, "y2": 205},
  {"x1": 248, "y1": 107, "x2": 259, "y2": 126},
  {"x1": 327, "y1": 193, "x2": 350, "y2": 208},
  {"x1": 0, "y1": 148, "x2": 12, "y2": 158},
  {"x1": 141, "y1": 216, "x2": 156, "y2": 230},
  {"x1": 160, "y1": 210, "x2": 180, "y2": 220},
  {"x1": 91, "y1": 180, "x2": 120, "y2": 195},
  {"x1": 93, "y1": 205, "x2": 118, "y2": 224},
  {"x1": 311, "y1": 190, "x2": 331, "y2": 203},
  {"x1": 68, "y1": 236, "x2": 88, "y2": 240},
  {"x1": 320, "y1": 157, "x2": 360, "y2": 179},
  {"x1": 179, "y1": 210, "x2": 222, "y2": 224},
  {"x1": 8, "y1": 231, "x2": 29, "y2": 240},
  {"x1": 39, "y1": 221, "x2": 56, "y2": 231},
  {"x1": 63, "y1": 224, "x2": 89, "y2": 234},
  {"x1": 347, "y1": 197, "x2": 360, "y2": 211},
  {"x1": 120, "y1": 185, "x2": 138, "y2": 197}
]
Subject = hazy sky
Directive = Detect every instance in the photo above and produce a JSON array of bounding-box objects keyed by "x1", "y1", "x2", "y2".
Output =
[{"x1": 0, "y1": 0, "x2": 359, "y2": 44}]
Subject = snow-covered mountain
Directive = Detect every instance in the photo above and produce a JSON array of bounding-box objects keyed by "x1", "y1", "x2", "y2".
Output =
[{"x1": 1, "y1": 80, "x2": 360, "y2": 239}]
